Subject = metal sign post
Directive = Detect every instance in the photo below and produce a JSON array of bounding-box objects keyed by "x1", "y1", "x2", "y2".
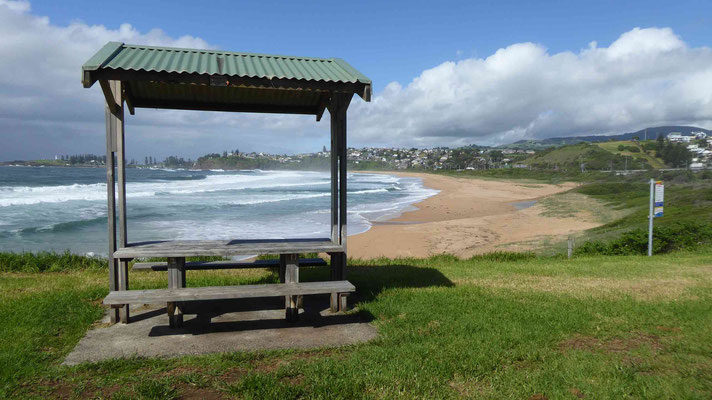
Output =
[{"x1": 648, "y1": 179, "x2": 664, "y2": 256}]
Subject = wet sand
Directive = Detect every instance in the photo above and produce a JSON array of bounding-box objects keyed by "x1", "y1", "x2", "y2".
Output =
[{"x1": 348, "y1": 172, "x2": 598, "y2": 258}]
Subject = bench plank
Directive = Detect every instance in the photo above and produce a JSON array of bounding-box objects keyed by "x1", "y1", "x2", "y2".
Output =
[
  {"x1": 132, "y1": 258, "x2": 327, "y2": 271},
  {"x1": 114, "y1": 238, "x2": 344, "y2": 259},
  {"x1": 103, "y1": 281, "x2": 355, "y2": 305}
]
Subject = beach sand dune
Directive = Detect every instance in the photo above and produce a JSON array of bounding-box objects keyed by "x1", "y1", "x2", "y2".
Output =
[{"x1": 349, "y1": 172, "x2": 598, "y2": 259}]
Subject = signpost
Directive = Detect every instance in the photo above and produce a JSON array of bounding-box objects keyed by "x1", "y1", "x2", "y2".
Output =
[{"x1": 648, "y1": 179, "x2": 664, "y2": 256}]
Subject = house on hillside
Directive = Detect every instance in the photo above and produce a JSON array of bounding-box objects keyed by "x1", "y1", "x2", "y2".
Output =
[{"x1": 668, "y1": 133, "x2": 694, "y2": 143}]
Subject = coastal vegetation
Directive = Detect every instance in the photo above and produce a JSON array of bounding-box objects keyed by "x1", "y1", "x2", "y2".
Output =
[{"x1": 441, "y1": 168, "x2": 712, "y2": 255}]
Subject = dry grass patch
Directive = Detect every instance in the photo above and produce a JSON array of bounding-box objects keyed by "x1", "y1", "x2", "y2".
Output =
[
  {"x1": 449, "y1": 374, "x2": 489, "y2": 397},
  {"x1": 559, "y1": 332, "x2": 664, "y2": 355},
  {"x1": 538, "y1": 192, "x2": 631, "y2": 224},
  {"x1": 455, "y1": 275, "x2": 702, "y2": 300}
]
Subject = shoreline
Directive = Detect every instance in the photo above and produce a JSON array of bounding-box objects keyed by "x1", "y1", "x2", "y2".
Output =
[{"x1": 348, "y1": 171, "x2": 596, "y2": 258}]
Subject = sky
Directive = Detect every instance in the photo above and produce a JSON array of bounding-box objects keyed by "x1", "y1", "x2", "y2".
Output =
[{"x1": 0, "y1": 0, "x2": 711, "y2": 161}]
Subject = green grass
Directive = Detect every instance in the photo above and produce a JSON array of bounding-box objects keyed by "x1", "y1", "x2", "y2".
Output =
[
  {"x1": 1, "y1": 249, "x2": 711, "y2": 399},
  {"x1": 596, "y1": 141, "x2": 666, "y2": 169},
  {"x1": 571, "y1": 178, "x2": 712, "y2": 249},
  {"x1": 521, "y1": 142, "x2": 653, "y2": 171}
]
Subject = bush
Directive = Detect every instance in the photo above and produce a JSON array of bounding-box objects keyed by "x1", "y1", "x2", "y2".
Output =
[
  {"x1": 642, "y1": 142, "x2": 657, "y2": 151},
  {"x1": 617, "y1": 144, "x2": 626, "y2": 151},
  {"x1": 575, "y1": 221, "x2": 712, "y2": 256},
  {"x1": 626, "y1": 146, "x2": 640, "y2": 153}
]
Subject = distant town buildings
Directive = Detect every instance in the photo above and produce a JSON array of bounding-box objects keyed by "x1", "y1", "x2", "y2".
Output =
[
  {"x1": 668, "y1": 131, "x2": 707, "y2": 143},
  {"x1": 666, "y1": 132, "x2": 712, "y2": 167}
]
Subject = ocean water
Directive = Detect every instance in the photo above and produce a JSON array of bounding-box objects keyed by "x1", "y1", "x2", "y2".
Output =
[{"x1": 0, "y1": 166, "x2": 438, "y2": 256}]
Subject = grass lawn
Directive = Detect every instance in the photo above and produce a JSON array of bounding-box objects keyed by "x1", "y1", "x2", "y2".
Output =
[{"x1": 1, "y1": 249, "x2": 711, "y2": 399}]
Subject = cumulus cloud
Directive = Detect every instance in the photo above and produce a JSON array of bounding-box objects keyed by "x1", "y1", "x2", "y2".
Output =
[
  {"x1": 0, "y1": 0, "x2": 711, "y2": 160},
  {"x1": 349, "y1": 27, "x2": 712, "y2": 147}
]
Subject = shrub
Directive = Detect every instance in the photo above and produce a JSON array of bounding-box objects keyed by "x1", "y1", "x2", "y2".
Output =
[
  {"x1": 575, "y1": 221, "x2": 712, "y2": 256},
  {"x1": 617, "y1": 144, "x2": 626, "y2": 151}
]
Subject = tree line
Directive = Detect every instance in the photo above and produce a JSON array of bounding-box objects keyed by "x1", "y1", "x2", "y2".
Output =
[{"x1": 656, "y1": 136, "x2": 693, "y2": 168}]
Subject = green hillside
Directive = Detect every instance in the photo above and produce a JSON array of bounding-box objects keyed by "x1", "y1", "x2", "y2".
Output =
[
  {"x1": 596, "y1": 140, "x2": 667, "y2": 169},
  {"x1": 524, "y1": 142, "x2": 652, "y2": 170}
]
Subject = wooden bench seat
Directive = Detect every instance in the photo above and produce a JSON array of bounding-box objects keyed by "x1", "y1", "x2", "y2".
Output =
[
  {"x1": 104, "y1": 280, "x2": 354, "y2": 327},
  {"x1": 103, "y1": 281, "x2": 354, "y2": 305},
  {"x1": 132, "y1": 257, "x2": 327, "y2": 271}
]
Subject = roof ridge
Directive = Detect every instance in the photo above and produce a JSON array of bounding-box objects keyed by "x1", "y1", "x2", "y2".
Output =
[{"x1": 123, "y1": 43, "x2": 335, "y2": 62}]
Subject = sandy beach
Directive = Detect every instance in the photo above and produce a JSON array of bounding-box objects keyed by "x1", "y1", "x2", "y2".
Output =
[{"x1": 349, "y1": 172, "x2": 601, "y2": 258}]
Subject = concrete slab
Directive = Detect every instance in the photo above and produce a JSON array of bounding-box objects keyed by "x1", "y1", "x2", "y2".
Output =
[{"x1": 64, "y1": 296, "x2": 378, "y2": 365}]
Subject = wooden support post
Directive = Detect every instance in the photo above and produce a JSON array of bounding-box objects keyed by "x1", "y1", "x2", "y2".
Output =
[
  {"x1": 283, "y1": 253, "x2": 299, "y2": 322},
  {"x1": 328, "y1": 93, "x2": 352, "y2": 312},
  {"x1": 328, "y1": 93, "x2": 352, "y2": 284},
  {"x1": 330, "y1": 103, "x2": 340, "y2": 246},
  {"x1": 338, "y1": 98, "x2": 348, "y2": 258},
  {"x1": 167, "y1": 257, "x2": 186, "y2": 328},
  {"x1": 108, "y1": 80, "x2": 130, "y2": 323},
  {"x1": 104, "y1": 94, "x2": 119, "y2": 324}
]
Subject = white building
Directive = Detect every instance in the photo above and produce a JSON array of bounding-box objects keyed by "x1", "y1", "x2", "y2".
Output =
[{"x1": 668, "y1": 133, "x2": 693, "y2": 143}]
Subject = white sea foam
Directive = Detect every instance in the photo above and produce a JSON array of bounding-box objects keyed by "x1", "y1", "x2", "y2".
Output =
[
  {"x1": 0, "y1": 170, "x2": 331, "y2": 207},
  {"x1": 0, "y1": 169, "x2": 439, "y2": 254}
]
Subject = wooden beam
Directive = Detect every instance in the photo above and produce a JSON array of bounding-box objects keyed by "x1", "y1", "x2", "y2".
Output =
[
  {"x1": 99, "y1": 80, "x2": 118, "y2": 114},
  {"x1": 315, "y1": 92, "x2": 330, "y2": 122},
  {"x1": 132, "y1": 257, "x2": 327, "y2": 271},
  {"x1": 123, "y1": 82, "x2": 135, "y2": 115},
  {"x1": 132, "y1": 98, "x2": 319, "y2": 115},
  {"x1": 91, "y1": 69, "x2": 367, "y2": 98}
]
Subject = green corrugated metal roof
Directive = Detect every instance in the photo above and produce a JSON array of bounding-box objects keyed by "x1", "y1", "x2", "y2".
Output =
[
  {"x1": 83, "y1": 42, "x2": 371, "y2": 86},
  {"x1": 82, "y1": 42, "x2": 371, "y2": 115}
]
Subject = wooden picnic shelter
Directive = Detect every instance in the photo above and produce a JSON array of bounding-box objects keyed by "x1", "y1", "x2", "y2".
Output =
[{"x1": 81, "y1": 42, "x2": 371, "y2": 327}]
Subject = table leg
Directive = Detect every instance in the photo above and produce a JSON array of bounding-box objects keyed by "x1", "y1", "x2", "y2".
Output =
[
  {"x1": 118, "y1": 259, "x2": 130, "y2": 323},
  {"x1": 167, "y1": 257, "x2": 185, "y2": 328},
  {"x1": 283, "y1": 253, "x2": 299, "y2": 322}
]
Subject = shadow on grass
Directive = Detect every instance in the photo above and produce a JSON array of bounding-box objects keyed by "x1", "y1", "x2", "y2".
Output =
[
  {"x1": 143, "y1": 263, "x2": 452, "y2": 336},
  {"x1": 346, "y1": 264, "x2": 455, "y2": 302}
]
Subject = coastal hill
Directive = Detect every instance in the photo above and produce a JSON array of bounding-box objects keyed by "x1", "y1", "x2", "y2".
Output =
[
  {"x1": 506, "y1": 126, "x2": 712, "y2": 149},
  {"x1": 523, "y1": 138, "x2": 692, "y2": 170}
]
